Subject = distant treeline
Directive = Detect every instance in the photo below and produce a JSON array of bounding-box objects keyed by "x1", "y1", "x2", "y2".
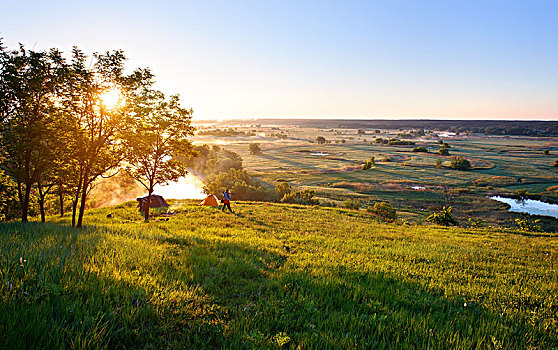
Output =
[{"x1": 255, "y1": 119, "x2": 558, "y2": 137}]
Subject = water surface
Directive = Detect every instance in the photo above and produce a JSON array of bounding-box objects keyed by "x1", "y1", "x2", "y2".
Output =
[{"x1": 489, "y1": 196, "x2": 558, "y2": 219}]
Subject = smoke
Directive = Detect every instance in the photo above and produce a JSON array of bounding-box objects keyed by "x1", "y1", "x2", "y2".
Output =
[
  {"x1": 88, "y1": 171, "x2": 207, "y2": 209},
  {"x1": 88, "y1": 171, "x2": 145, "y2": 208}
]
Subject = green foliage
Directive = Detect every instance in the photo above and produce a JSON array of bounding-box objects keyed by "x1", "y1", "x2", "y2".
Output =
[
  {"x1": 316, "y1": 136, "x2": 326, "y2": 144},
  {"x1": 342, "y1": 199, "x2": 361, "y2": 210},
  {"x1": 412, "y1": 146, "x2": 429, "y2": 153},
  {"x1": 515, "y1": 218, "x2": 543, "y2": 232},
  {"x1": 361, "y1": 157, "x2": 375, "y2": 170},
  {"x1": 249, "y1": 143, "x2": 262, "y2": 155},
  {"x1": 468, "y1": 218, "x2": 485, "y2": 228},
  {"x1": 197, "y1": 128, "x2": 255, "y2": 137},
  {"x1": 184, "y1": 144, "x2": 243, "y2": 176},
  {"x1": 203, "y1": 168, "x2": 275, "y2": 201},
  {"x1": 436, "y1": 159, "x2": 442, "y2": 168},
  {"x1": 449, "y1": 156, "x2": 471, "y2": 170},
  {"x1": 438, "y1": 147, "x2": 450, "y2": 156},
  {"x1": 123, "y1": 89, "x2": 195, "y2": 221},
  {"x1": 368, "y1": 202, "x2": 397, "y2": 221},
  {"x1": 0, "y1": 170, "x2": 19, "y2": 221},
  {"x1": 425, "y1": 206, "x2": 459, "y2": 226},
  {"x1": 515, "y1": 188, "x2": 528, "y2": 198},
  {"x1": 276, "y1": 182, "x2": 319, "y2": 205},
  {"x1": 542, "y1": 149, "x2": 549, "y2": 155}
]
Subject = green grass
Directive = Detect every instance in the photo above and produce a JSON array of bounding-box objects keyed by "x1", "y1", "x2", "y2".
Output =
[{"x1": 1, "y1": 201, "x2": 557, "y2": 348}]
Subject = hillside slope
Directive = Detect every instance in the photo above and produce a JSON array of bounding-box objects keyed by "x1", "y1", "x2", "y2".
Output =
[{"x1": 1, "y1": 201, "x2": 557, "y2": 349}]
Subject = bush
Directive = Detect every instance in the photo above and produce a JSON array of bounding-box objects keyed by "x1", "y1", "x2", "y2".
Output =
[
  {"x1": 436, "y1": 159, "x2": 442, "y2": 168},
  {"x1": 425, "y1": 206, "x2": 459, "y2": 226},
  {"x1": 543, "y1": 149, "x2": 549, "y2": 155},
  {"x1": 281, "y1": 189, "x2": 319, "y2": 206},
  {"x1": 554, "y1": 159, "x2": 558, "y2": 167},
  {"x1": 412, "y1": 146, "x2": 429, "y2": 153},
  {"x1": 203, "y1": 168, "x2": 276, "y2": 201},
  {"x1": 515, "y1": 218, "x2": 543, "y2": 232},
  {"x1": 449, "y1": 156, "x2": 471, "y2": 170},
  {"x1": 438, "y1": 147, "x2": 450, "y2": 156},
  {"x1": 249, "y1": 143, "x2": 262, "y2": 155},
  {"x1": 468, "y1": 218, "x2": 485, "y2": 228},
  {"x1": 361, "y1": 157, "x2": 375, "y2": 170},
  {"x1": 342, "y1": 199, "x2": 361, "y2": 210},
  {"x1": 316, "y1": 136, "x2": 326, "y2": 144},
  {"x1": 368, "y1": 202, "x2": 397, "y2": 221}
]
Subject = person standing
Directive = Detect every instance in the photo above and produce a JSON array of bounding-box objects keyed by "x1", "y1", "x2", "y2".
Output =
[{"x1": 222, "y1": 189, "x2": 234, "y2": 213}]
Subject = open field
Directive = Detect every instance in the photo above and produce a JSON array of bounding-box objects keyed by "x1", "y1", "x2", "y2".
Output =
[
  {"x1": 1, "y1": 201, "x2": 557, "y2": 348},
  {"x1": 194, "y1": 121, "x2": 558, "y2": 230}
]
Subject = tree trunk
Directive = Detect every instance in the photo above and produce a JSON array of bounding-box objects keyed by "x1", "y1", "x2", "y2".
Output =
[
  {"x1": 21, "y1": 182, "x2": 31, "y2": 223},
  {"x1": 59, "y1": 190, "x2": 64, "y2": 217},
  {"x1": 77, "y1": 176, "x2": 89, "y2": 229},
  {"x1": 37, "y1": 183, "x2": 47, "y2": 223},
  {"x1": 144, "y1": 190, "x2": 152, "y2": 222},
  {"x1": 72, "y1": 171, "x2": 84, "y2": 227}
]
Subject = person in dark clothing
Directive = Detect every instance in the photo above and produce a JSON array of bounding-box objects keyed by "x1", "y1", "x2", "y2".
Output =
[{"x1": 222, "y1": 189, "x2": 234, "y2": 213}]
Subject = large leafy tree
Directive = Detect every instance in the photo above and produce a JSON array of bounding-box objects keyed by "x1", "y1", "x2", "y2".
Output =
[
  {"x1": 0, "y1": 41, "x2": 67, "y2": 222},
  {"x1": 123, "y1": 86, "x2": 195, "y2": 222}
]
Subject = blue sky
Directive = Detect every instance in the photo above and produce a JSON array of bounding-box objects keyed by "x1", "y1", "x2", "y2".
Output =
[{"x1": 1, "y1": 0, "x2": 557, "y2": 120}]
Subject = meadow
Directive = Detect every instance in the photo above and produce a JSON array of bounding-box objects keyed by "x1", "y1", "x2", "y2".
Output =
[
  {"x1": 1, "y1": 201, "x2": 557, "y2": 348},
  {"x1": 195, "y1": 122, "x2": 558, "y2": 230}
]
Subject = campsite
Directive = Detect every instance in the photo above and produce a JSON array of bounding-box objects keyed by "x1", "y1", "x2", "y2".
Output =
[{"x1": 2, "y1": 1, "x2": 558, "y2": 348}]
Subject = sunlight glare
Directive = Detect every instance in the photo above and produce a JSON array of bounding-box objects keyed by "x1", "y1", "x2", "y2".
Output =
[{"x1": 100, "y1": 89, "x2": 122, "y2": 109}]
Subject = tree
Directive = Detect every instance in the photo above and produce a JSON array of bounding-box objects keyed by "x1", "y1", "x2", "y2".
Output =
[
  {"x1": 449, "y1": 156, "x2": 471, "y2": 170},
  {"x1": 438, "y1": 147, "x2": 450, "y2": 156},
  {"x1": 425, "y1": 206, "x2": 459, "y2": 226},
  {"x1": 0, "y1": 169, "x2": 19, "y2": 221},
  {"x1": 412, "y1": 146, "x2": 428, "y2": 153},
  {"x1": 62, "y1": 49, "x2": 132, "y2": 228},
  {"x1": 369, "y1": 202, "x2": 397, "y2": 221},
  {"x1": 0, "y1": 42, "x2": 67, "y2": 222},
  {"x1": 123, "y1": 87, "x2": 195, "y2": 222},
  {"x1": 249, "y1": 143, "x2": 262, "y2": 155},
  {"x1": 316, "y1": 136, "x2": 326, "y2": 144}
]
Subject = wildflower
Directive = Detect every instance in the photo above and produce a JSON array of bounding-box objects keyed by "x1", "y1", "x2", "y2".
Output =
[
  {"x1": 464, "y1": 302, "x2": 467, "y2": 307},
  {"x1": 19, "y1": 257, "x2": 26, "y2": 266}
]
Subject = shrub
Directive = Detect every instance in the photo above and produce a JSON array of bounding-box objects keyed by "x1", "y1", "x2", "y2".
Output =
[
  {"x1": 449, "y1": 156, "x2": 471, "y2": 170},
  {"x1": 342, "y1": 199, "x2": 361, "y2": 210},
  {"x1": 438, "y1": 147, "x2": 450, "y2": 156},
  {"x1": 249, "y1": 143, "x2": 262, "y2": 155},
  {"x1": 515, "y1": 218, "x2": 543, "y2": 232},
  {"x1": 543, "y1": 149, "x2": 549, "y2": 155},
  {"x1": 412, "y1": 146, "x2": 429, "y2": 153},
  {"x1": 361, "y1": 157, "x2": 375, "y2": 170},
  {"x1": 316, "y1": 136, "x2": 326, "y2": 144},
  {"x1": 436, "y1": 159, "x2": 442, "y2": 168},
  {"x1": 554, "y1": 159, "x2": 558, "y2": 167},
  {"x1": 203, "y1": 168, "x2": 276, "y2": 201},
  {"x1": 515, "y1": 188, "x2": 528, "y2": 198},
  {"x1": 468, "y1": 218, "x2": 485, "y2": 228},
  {"x1": 425, "y1": 206, "x2": 459, "y2": 226},
  {"x1": 281, "y1": 189, "x2": 319, "y2": 205},
  {"x1": 368, "y1": 202, "x2": 397, "y2": 221}
]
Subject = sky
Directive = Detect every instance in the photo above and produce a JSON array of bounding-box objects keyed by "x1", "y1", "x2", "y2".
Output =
[{"x1": 1, "y1": 0, "x2": 557, "y2": 120}]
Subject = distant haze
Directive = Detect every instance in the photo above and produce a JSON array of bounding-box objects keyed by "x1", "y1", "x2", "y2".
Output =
[{"x1": 2, "y1": 1, "x2": 557, "y2": 120}]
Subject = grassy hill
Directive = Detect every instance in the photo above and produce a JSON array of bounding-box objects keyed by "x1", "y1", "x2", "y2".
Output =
[{"x1": 1, "y1": 201, "x2": 556, "y2": 349}]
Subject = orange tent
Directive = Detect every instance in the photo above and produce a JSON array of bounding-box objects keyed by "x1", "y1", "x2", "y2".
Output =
[{"x1": 199, "y1": 194, "x2": 219, "y2": 207}]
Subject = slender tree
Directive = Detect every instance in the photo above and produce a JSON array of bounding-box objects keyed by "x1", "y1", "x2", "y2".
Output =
[
  {"x1": 62, "y1": 48, "x2": 130, "y2": 228},
  {"x1": 123, "y1": 86, "x2": 195, "y2": 222}
]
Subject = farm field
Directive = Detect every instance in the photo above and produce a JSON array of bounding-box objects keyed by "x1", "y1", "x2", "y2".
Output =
[
  {"x1": 194, "y1": 120, "x2": 558, "y2": 231},
  {"x1": 1, "y1": 201, "x2": 557, "y2": 348}
]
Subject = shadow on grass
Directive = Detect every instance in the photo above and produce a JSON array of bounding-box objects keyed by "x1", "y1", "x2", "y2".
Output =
[{"x1": 1, "y1": 221, "x2": 556, "y2": 349}]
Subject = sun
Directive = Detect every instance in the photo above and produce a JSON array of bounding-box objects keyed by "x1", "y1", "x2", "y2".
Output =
[{"x1": 100, "y1": 88, "x2": 122, "y2": 109}]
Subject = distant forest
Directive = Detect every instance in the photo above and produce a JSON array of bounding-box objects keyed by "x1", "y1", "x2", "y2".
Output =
[{"x1": 254, "y1": 119, "x2": 558, "y2": 137}]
